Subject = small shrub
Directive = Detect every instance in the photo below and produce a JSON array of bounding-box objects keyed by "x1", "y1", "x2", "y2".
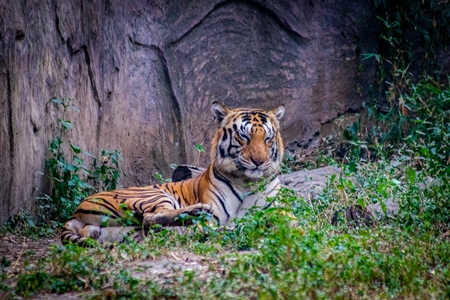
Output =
[{"x1": 39, "y1": 98, "x2": 125, "y2": 223}]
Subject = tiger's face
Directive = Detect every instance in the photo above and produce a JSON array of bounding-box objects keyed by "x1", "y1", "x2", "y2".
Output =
[{"x1": 211, "y1": 102, "x2": 285, "y2": 181}]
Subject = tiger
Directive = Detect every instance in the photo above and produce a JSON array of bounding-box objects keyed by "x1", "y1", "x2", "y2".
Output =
[{"x1": 61, "y1": 101, "x2": 286, "y2": 245}]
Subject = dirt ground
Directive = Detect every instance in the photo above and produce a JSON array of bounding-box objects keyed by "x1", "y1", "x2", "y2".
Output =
[
  {"x1": 0, "y1": 233, "x2": 59, "y2": 279},
  {"x1": 0, "y1": 232, "x2": 240, "y2": 299}
]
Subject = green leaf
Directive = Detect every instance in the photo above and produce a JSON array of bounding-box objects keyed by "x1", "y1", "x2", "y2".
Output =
[
  {"x1": 390, "y1": 179, "x2": 401, "y2": 186},
  {"x1": 343, "y1": 129, "x2": 352, "y2": 141},
  {"x1": 405, "y1": 167, "x2": 416, "y2": 185},
  {"x1": 59, "y1": 119, "x2": 73, "y2": 130},
  {"x1": 101, "y1": 215, "x2": 110, "y2": 227},
  {"x1": 69, "y1": 105, "x2": 80, "y2": 113},
  {"x1": 357, "y1": 198, "x2": 365, "y2": 208},
  {"x1": 70, "y1": 143, "x2": 81, "y2": 154},
  {"x1": 50, "y1": 137, "x2": 62, "y2": 151},
  {"x1": 194, "y1": 143, "x2": 205, "y2": 153},
  {"x1": 415, "y1": 130, "x2": 426, "y2": 136},
  {"x1": 77, "y1": 181, "x2": 91, "y2": 189},
  {"x1": 52, "y1": 98, "x2": 63, "y2": 105},
  {"x1": 361, "y1": 53, "x2": 381, "y2": 62},
  {"x1": 65, "y1": 164, "x2": 76, "y2": 172}
]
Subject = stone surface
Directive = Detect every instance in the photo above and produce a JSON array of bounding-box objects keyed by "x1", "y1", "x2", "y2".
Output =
[
  {"x1": 278, "y1": 166, "x2": 340, "y2": 201},
  {"x1": 1, "y1": 0, "x2": 445, "y2": 224}
]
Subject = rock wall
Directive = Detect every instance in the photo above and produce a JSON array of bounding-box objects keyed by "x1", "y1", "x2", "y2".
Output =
[{"x1": 0, "y1": 0, "x2": 379, "y2": 224}]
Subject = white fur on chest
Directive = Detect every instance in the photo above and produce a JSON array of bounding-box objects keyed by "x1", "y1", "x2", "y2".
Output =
[{"x1": 220, "y1": 177, "x2": 281, "y2": 226}]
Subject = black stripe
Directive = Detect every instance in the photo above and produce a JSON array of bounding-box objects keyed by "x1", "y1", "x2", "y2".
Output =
[
  {"x1": 226, "y1": 142, "x2": 239, "y2": 157},
  {"x1": 138, "y1": 195, "x2": 169, "y2": 212},
  {"x1": 242, "y1": 134, "x2": 250, "y2": 143},
  {"x1": 272, "y1": 144, "x2": 278, "y2": 161},
  {"x1": 235, "y1": 137, "x2": 244, "y2": 146},
  {"x1": 193, "y1": 179, "x2": 199, "y2": 203},
  {"x1": 61, "y1": 231, "x2": 72, "y2": 239},
  {"x1": 168, "y1": 185, "x2": 182, "y2": 207},
  {"x1": 149, "y1": 200, "x2": 175, "y2": 213},
  {"x1": 212, "y1": 214, "x2": 220, "y2": 223},
  {"x1": 209, "y1": 188, "x2": 230, "y2": 220},
  {"x1": 75, "y1": 208, "x2": 121, "y2": 219},
  {"x1": 258, "y1": 113, "x2": 267, "y2": 123},
  {"x1": 117, "y1": 191, "x2": 158, "y2": 197},
  {"x1": 227, "y1": 128, "x2": 233, "y2": 138},
  {"x1": 213, "y1": 166, "x2": 242, "y2": 202},
  {"x1": 179, "y1": 181, "x2": 187, "y2": 204},
  {"x1": 219, "y1": 146, "x2": 226, "y2": 157},
  {"x1": 222, "y1": 128, "x2": 228, "y2": 141},
  {"x1": 116, "y1": 188, "x2": 146, "y2": 193},
  {"x1": 132, "y1": 200, "x2": 140, "y2": 213},
  {"x1": 86, "y1": 198, "x2": 118, "y2": 214}
]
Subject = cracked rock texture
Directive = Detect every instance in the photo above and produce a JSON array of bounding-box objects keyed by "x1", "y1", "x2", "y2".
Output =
[{"x1": 0, "y1": 0, "x2": 388, "y2": 223}]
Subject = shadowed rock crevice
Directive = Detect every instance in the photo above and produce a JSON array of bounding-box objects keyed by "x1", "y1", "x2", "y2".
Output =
[
  {"x1": 6, "y1": 70, "x2": 14, "y2": 167},
  {"x1": 54, "y1": 3, "x2": 65, "y2": 43},
  {"x1": 5, "y1": 69, "x2": 14, "y2": 219},
  {"x1": 157, "y1": 49, "x2": 186, "y2": 158},
  {"x1": 127, "y1": 35, "x2": 187, "y2": 169},
  {"x1": 82, "y1": 45, "x2": 102, "y2": 143}
]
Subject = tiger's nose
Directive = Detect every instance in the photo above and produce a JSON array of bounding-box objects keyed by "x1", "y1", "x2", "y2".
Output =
[{"x1": 251, "y1": 157, "x2": 265, "y2": 167}]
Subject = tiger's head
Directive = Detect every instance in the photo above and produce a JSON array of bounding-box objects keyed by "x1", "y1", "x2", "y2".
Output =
[{"x1": 211, "y1": 101, "x2": 285, "y2": 181}]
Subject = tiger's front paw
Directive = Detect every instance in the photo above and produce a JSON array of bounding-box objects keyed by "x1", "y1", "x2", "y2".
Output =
[{"x1": 186, "y1": 203, "x2": 213, "y2": 217}]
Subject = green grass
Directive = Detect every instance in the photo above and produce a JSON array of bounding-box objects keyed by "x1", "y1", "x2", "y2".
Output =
[{"x1": 1, "y1": 157, "x2": 449, "y2": 299}]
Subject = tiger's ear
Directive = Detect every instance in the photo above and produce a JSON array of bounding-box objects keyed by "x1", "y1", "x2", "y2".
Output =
[
  {"x1": 211, "y1": 101, "x2": 230, "y2": 126},
  {"x1": 270, "y1": 105, "x2": 285, "y2": 120}
]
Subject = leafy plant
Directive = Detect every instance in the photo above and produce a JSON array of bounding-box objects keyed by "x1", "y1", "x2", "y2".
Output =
[
  {"x1": 192, "y1": 142, "x2": 205, "y2": 165},
  {"x1": 346, "y1": 0, "x2": 450, "y2": 230},
  {"x1": 39, "y1": 98, "x2": 125, "y2": 223},
  {"x1": 153, "y1": 172, "x2": 171, "y2": 184}
]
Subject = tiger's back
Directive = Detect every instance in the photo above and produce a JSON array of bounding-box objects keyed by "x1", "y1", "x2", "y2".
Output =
[{"x1": 61, "y1": 101, "x2": 285, "y2": 245}]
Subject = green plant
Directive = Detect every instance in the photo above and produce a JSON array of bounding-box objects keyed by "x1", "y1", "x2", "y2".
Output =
[
  {"x1": 280, "y1": 153, "x2": 294, "y2": 173},
  {"x1": 351, "y1": 0, "x2": 450, "y2": 230},
  {"x1": 360, "y1": 1, "x2": 450, "y2": 146},
  {"x1": 153, "y1": 172, "x2": 171, "y2": 183},
  {"x1": 192, "y1": 142, "x2": 205, "y2": 165},
  {"x1": 40, "y1": 98, "x2": 125, "y2": 223}
]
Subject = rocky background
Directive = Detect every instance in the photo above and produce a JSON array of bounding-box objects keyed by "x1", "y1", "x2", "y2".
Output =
[{"x1": 0, "y1": 0, "x2": 445, "y2": 224}]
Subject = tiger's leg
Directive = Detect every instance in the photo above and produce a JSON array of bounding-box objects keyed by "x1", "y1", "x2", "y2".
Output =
[{"x1": 143, "y1": 202, "x2": 213, "y2": 227}]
